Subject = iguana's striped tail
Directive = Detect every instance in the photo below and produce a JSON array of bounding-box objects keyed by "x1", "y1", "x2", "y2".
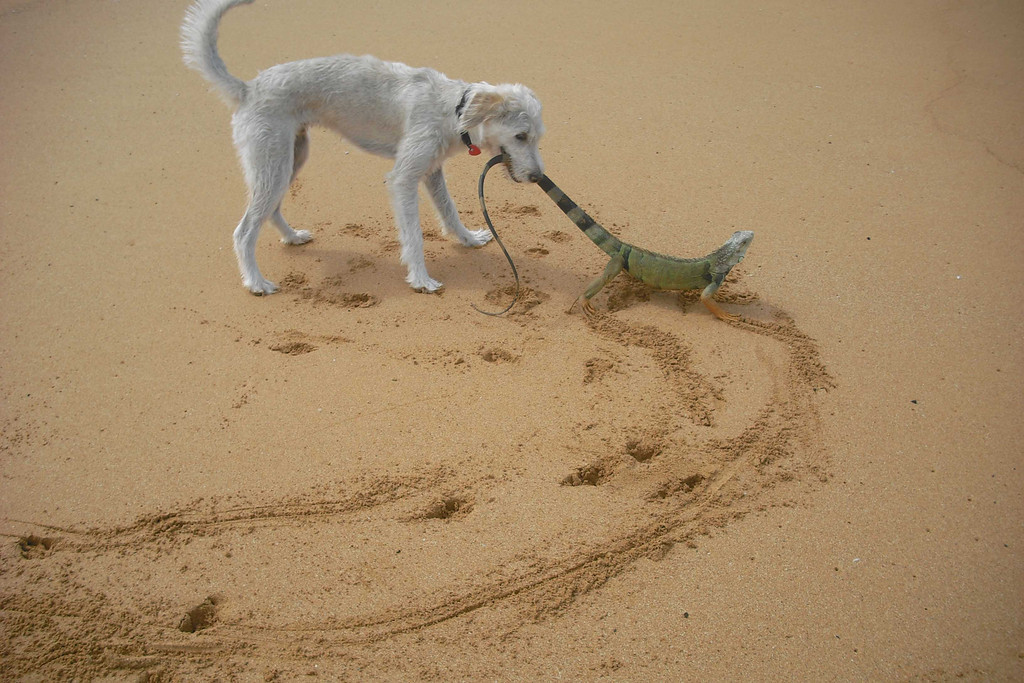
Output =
[{"x1": 537, "y1": 175, "x2": 623, "y2": 258}]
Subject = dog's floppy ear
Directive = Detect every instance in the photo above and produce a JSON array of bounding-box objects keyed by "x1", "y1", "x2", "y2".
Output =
[{"x1": 460, "y1": 89, "x2": 506, "y2": 130}]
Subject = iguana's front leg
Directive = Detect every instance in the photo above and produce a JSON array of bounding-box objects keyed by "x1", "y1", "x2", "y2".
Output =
[
  {"x1": 699, "y1": 276, "x2": 740, "y2": 321},
  {"x1": 569, "y1": 253, "x2": 625, "y2": 316}
]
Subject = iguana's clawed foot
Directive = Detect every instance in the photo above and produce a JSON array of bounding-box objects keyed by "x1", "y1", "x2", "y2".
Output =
[
  {"x1": 709, "y1": 305, "x2": 742, "y2": 322},
  {"x1": 702, "y1": 298, "x2": 742, "y2": 322},
  {"x1": 568, "y1": 297, "x2": 599, "y2": 317}
]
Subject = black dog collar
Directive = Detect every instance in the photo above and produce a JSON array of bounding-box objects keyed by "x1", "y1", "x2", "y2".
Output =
[{"x1": 455, "y1": 89, "x2": 482, "y2": 156}]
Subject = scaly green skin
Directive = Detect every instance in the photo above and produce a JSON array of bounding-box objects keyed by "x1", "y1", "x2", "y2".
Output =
[{"x1": 536, "y1": 174, "x2": 754, "y2": 320}]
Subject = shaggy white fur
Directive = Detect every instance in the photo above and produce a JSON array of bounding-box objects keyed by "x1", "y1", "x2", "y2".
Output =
[{"x1": 180, "y1": 0, "x2": 545, "y2": 295}]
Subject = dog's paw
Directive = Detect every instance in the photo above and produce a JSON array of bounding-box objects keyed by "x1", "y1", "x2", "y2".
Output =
[
  {"x1": 410, "y1": 277, "x2": 444, "y2": 294},
  {"x1": 283, "y1": 230, "x2": 313, "y2": 245},
  {"x1": 461, "y1": 229, "x2": 493, "y2": 247},
  {"x1": 246, "y1": 278, "x2": 280, "y2": 296}
]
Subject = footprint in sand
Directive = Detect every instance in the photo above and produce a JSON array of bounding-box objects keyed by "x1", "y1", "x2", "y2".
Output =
[
  {"x1": 287, "y1": 274, "x2": 381, "y2": 309},
  {"x1": 178, "y1": 595, "x2": 222, "y2": 633},
  {"x1": 561, "y1": 463, "x2": 610, "y2": 487},
  {"x1": 269, "y1": 340, "x2": 317, "y2": 355},
  {"x1": 650, "y1": 474, "x2": 706, "y2": 501},
  {"x1": 420, "y1": 496, "x2": 473, "y2": 521},
  {"x1": 478, "y1": 346, "x2": 519, "y2": 364},
  {"x1": 18, "y1": 535, "x2": 57, "y2": 560}
]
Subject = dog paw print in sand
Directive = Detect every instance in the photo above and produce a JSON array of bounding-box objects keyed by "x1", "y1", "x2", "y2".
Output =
[
  {"x1": 582, "y1": 356, "x2": 620, "y2": 384},
  {"x1": 342, "y1": 222, "x2": 374, "y2": 239},
  {"x1": 279, "y1": 271, "x2": 309, "y2": 289},
  {"x1": 478, "y1": 345, "x2": 520, "y2": 364},
  {"x1": 178, "y1": 595, "x2": 222, "y2": 633},
  {"x1": 543, "y1": 230, "x2": 571, "y2": 244},
  {"x1": 624, "y1": 436, "x2": 663, "y2": 463},
  {"x1": 283, "y1": 272, "x2": 380, "y2": 310},
  {"x1": 649, "y1": 473, "x2": 706, "y2": 501},
  {"x1": 268, "y1": 329, "x2": 351, "y2": 356},
  {"x1": 348, "y1": 255, "x2": 375, "y2": 273},
  {"x1": 18, "y1": 535, "x2": 57, "y2": 559},
  {"x1": 418, "y1": 495, "x2": 473, "y2": 521},
  {"x1": 496, "y1": 202, "x2": 541, "y2": 220},
  {"x1": 269, "y1": 339, "x2": 317, "y2": 356},
  {"x1": 411, "y1": 348, "x2": 472, "y2": 373},
  {"x1": 561, "y1": 462, "x2": 611, "y2": 487},
  {"x1": 480, "y1": 285, "x2": 549, "y2": 315},
  {"x1": 561, "y1": 435, "x2": 664, "y2": 486}
]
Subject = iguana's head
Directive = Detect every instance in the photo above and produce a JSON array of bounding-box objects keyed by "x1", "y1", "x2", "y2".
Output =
[{"x1": 715, "y1": 230, "x2": 754, "y2": 273}]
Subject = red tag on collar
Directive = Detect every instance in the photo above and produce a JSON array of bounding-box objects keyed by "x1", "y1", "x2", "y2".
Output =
[{"x1": 467, "y1": 144, "x2": 481, "y2": 156}]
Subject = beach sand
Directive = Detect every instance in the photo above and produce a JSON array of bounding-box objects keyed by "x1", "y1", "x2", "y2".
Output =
[{"x1": 1, "y1": 0, "x2": 1021, "y2": 678}]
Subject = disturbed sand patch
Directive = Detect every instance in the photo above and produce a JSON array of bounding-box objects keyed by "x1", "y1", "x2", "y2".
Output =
[{"x1": 0, "y1": 282, "x2": 832, "y2": 678}]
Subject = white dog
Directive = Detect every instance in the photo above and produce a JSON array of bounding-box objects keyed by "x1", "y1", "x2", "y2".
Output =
[{"x1": 180, "y1": 0, "x2": 545, "y2": 295}]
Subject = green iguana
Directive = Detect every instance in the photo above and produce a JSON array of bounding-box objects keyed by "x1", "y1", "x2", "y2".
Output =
[{"x1": 536, "y1": 174, "x2": 754, "y2": 321}]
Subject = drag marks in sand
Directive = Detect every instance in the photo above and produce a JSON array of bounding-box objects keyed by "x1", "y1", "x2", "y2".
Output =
[{"x1": 1, "y1": 203, "x2": 833, "y2": 677}]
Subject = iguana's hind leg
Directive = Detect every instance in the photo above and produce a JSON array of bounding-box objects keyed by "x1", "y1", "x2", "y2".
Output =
[
  {"x1": 569, "y1": 254, "x2": 624, "y2": 316},
  {"x1": 700, "y1": 281, "x2": 740, "y2": 321}
]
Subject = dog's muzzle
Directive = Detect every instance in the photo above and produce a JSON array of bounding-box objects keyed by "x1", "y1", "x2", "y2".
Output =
[{"x1": 500, "y1": 148, "x2": 542, "y2": 184}]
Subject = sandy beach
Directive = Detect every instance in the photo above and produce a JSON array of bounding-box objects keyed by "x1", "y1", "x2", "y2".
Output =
[{"x1": 1, "y1": 0, "x2": 1021, "y2": 678}]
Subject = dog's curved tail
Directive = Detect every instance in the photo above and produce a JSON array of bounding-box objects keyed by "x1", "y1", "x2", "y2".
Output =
[{"x1": 180, "y1": 0, "x2": 254, "y2": 105}]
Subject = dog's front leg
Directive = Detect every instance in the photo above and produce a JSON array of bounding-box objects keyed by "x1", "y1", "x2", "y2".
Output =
[
  {"x1": 423, "y1": 169, "x2": 492, "y2": 248},
  {"x1": 387, "y1": 158, "x2": 443, "y2": 293}
]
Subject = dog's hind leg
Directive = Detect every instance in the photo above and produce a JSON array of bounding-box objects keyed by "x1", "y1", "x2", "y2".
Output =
[
  {"x1": 233, "y1": 127, "x2": 295, "y2": 295},
  {"x1": 270, "y1": 128, "x2": 313, "y2": 246},
  {"x1": 423, "y1": 168, "x2": 492, "y2": 248}
]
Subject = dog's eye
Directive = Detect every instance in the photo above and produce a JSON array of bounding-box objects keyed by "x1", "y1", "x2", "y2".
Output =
[{"x1": 515, "y1": 132, "x2": 529, "y2": 142}]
